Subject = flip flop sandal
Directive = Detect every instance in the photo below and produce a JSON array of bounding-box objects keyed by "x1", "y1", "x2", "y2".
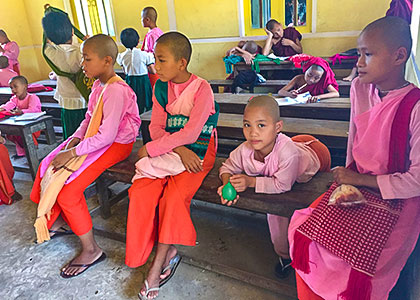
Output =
[
  {"x1": 60, "y1": 252, "x2": 107, "y2": 279},
  {"x1": 49, "y1": 226, "x2": 73, "y2": 239},
  {"x1": 138, "y1": 279, "x2": 159, "y2": 300},
  {"x1": 159, "y1": 254, "x2": 182, "y2": 287}
]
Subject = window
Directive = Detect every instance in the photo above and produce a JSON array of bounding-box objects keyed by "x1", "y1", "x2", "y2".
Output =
[
  {"x1": 70, "y1": 0, "x2": 115, "y2": 36},
  {"x1": 285, "y1": 0, "x2": 307, "y2": 27},
  {"x1": 244, "y1": 0, "x2": 312, "y2": 36},
  {"x1": 251, "y1": 0, "x2": 271, "y2": 29}
]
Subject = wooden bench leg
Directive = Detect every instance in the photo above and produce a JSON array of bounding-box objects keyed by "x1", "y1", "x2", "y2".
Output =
[{"x1": 96, "y1": 175, "x2": 112, "y2": 219}]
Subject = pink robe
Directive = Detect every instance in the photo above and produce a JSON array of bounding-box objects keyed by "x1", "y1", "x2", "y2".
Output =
[
  {"x1": 1, "y1": 41, "x2": 20, "y2": 74},
  {"x1": 0, "y1": 68, "x2": 17, "y2": 87},
  {"x1": 133, "y1": 77, "x2": 206, "y2": 180},
  {"x1": 289, "y1": 77, "x2": 420, "y2": 300},
  {"x1": 39, "y1": 79, "x2": 141, "y2": 183},
  {"x1": 141, "y1": 27, "x2": 164, "y2": 53}
]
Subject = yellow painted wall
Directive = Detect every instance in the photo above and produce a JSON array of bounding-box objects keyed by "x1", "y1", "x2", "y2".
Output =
[
  {"x1": 0, "y1": 0, "x2": 395, "y2": 82},
  {"x1": 174, "y1": 0, "x2": 239, "y2": 38}
]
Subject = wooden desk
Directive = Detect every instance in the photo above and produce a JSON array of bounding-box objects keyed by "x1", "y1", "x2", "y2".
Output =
[
  {"x1": 233, "y1": 60, "x2": 298, "y2": 77},
  {"x1": 31, "y1": 79, "x2": 57, "y2": 88},
  {"x1": 214, "y1": 94, "x2": 351, "y2": 121},
  {"x1": 0, "y1": 115, "x2": 59, "y2": 179}
]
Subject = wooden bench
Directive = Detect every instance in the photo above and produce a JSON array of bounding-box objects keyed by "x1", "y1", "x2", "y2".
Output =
[
  {"x1": 214, "y1": 94, "x2": 350, "y2": 121},
  {"x1": 209, "y1": 79, "x2": 351, "y2": 96},
  {"x1": 140, "y1": 111, "x2": 349, "y2": 151}
]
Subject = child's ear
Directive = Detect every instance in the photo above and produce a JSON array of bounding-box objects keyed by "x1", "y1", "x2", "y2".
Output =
[
  {"x1": 275, "y1": 120, "x2": 283, "y2": 133},
  {"x1": 104, "y1": 55, "x2": 113, "y2": 65},
  {"x1": 179, "y1": 58, "x2": 188, "y2": 71},
  {"x1": 394, "y1": 46, "x2": 408, "y2": 66}
]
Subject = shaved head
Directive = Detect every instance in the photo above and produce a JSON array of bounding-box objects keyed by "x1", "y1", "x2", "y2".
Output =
[
  {"x1": 83, "y1": 34, "x2": 118, "y2": 63},
  {"x1": 245, "y1": 95, "x2": 280, "y2": 121},
  {"x1": 156, "y1": 32, "x2": 192, "y2": 63},
  {"x1": 0, "y1": 30, "x2": 7, "y2": 37},
  {"x1": 361, "y1": 16, "x2": 412, "y2": 56},
  {"x1": 0, "y1": 56, "x2": 9, "y2": 69},
  {"x1": 142, "y1": 7, "x2": 158, "y2": 22}
]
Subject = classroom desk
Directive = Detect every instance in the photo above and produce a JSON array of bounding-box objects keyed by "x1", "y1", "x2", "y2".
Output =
[
  {"x1": 31, "y1": 79, "x2": 57, "y2": 88},
  {"x1": 0, "y1": 115, "x2": 58, "y2": 179},
  {"x1": 214, "y1": 94, "x2": 351, "y2": 121},
  {"x1": 0, "y1": 87, "x2": 56, "y2": 104},
  {"x1": 233, "y1": 60, "x2": 298, "y2": 77}
]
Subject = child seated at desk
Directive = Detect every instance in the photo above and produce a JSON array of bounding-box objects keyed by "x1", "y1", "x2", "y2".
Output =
[
  {"x1": 0, "y1": 56, "x2": 17, "y2": 87},
  {"x1": 126, "y1": 32, "x2": 218, "y2": 300},
  {"x1": 0, "y1": 29, "x2": 20, "y2": 74},
  {"x1": 262, "y1": 19, "x2": 302, "y2": 57},
  {"x1": 278, "y1": 56, "x2": 340, "y2": 103},
  {"x1": 117, "y1": 28, "x2": 156, "y2": 113},
  {"x1": 218, "y1": 95, "x2": 331, "y2": 278},
  {"x1": 0, "y1": 75, "x2": 41, "y2": 158}
]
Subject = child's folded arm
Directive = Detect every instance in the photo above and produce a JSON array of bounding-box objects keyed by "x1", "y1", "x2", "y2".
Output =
[
  {"x1": 255, "y1": 154, "x2": 300, "y2": 194},
  {"x1": 75, "y1": 88, "x2": 125, "y2": 155},
  {"x1": 219, "y1": 145, "x2": 246, "y2": 178},
  {"x1": 146, "y1": 84, "x2": 214, "y2": 157},
  {"x1": 0, "y1": 99, "x2": 17, "y2": 111},
  {"x1": 376, "y1": 104, "x2": 420, "y2": 200},
  {"x1": 148, "y1": 95, "x2": 170, "y2": 141}
]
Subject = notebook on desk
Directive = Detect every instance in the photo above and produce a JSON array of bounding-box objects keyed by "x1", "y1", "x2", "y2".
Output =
[{"x1": 14, "y1": 111, "x2": 46, "y2": 121}]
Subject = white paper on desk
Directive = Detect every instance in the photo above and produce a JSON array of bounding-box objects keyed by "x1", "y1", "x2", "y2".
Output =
[
  {"x1": 267, "y1": 53, "x2": 289, "y2": 61},
  {"x1": 275, "y1": 92, "x2": 312, "y2": 105},
  {"x1": 14, "y1": 111, "x2": 46, "y2": 121}
]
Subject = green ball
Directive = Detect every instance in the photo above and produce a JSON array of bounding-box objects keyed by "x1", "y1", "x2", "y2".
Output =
[{"x1": 222, "y1": 182, "x2": 237, "y2": 201}]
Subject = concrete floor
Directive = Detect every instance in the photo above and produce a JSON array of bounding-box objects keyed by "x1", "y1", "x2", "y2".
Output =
[{"x1": 1, "y1": 164, "x2": 297, "y2": 300}]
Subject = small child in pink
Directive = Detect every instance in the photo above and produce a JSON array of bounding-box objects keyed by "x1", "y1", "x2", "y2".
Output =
[
  {"x1": 218, "y1": 95, "x2": 330, "y2": 278},
  {"x1": 0, "y1": 76, "x2": 42, "y2": 157},
  {"x1": 0, "y1": 30, "x2": 20, "y2": 74},
  {"x1": 0, "y1": 56, "x2": 17, "y2": 87}
]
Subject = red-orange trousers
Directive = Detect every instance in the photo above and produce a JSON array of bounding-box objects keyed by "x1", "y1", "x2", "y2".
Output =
[
  {"x1": 126, "y1": 137, "x2": 216, "y2": 268},
  {"x1": 295, "y1": 191, "x2": 326, "y2": 300},
  {"x1": 30, "y1": 142, "x2": 133, "y2": 236},
  {"x1": 0, "y1": 144, "x2": 15, "y2": 205}
]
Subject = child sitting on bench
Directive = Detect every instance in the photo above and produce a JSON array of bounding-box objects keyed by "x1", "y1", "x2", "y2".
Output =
[
  {"x1": 0, "y1": 75, "x2": 42, "y2": 158},
  {"x1": 218, "y1": 95, "x2": 330, "y2": 278},
  {"x1": 289, "y1": 16, "x2": 420, "y2": 300},
  {"x1": 126, "y1": 32, "x2": 219, "y2": 300},
  {"x1": 277, "y1": 56, "x2": 340, "y2": 103},
  {"x1": 0, "y1": 56, "x2": 17, "y2": 87},
  {"x1": 262, "y1": 19, "x2": 302, "y2": 57},
  {"x1": 30, "y1": 34, "x2": 140, "y2": 278}
]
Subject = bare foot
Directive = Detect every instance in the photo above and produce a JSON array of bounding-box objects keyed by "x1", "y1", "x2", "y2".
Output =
[
  {"x1": 159, "y1": 245, "x2": 177, "y2": 280},
  {"x1": 61, "y1": 247, "x2": 103, "y2": 277},
  {"x1": 140, "y1": 265, "x2": 161, "y2": 299}
]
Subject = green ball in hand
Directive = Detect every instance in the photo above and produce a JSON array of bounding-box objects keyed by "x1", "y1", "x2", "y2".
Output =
[{"x1": 222, "y1": 182, "x2": 237, "y2": 201}]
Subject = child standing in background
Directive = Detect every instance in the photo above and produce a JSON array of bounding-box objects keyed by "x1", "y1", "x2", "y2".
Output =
[
  {"x1": 289, "y1": 17, "x2": 420, "y2": 300},
  {"x1": 126, "y1": 32, "x2": 219, "y2": 299},
  {"x1": 141, "y1": 6, "x2": 163, "y2": 87},
  {"x1": 30, "y1": 34, "x2": 140, "y2": 278},
  {"x1": 262, "y1": 19, "x2": 302, "y2": 57},
  {"x1": 42, "y1": 11, "x2": 88, "y2": 139},
  {"x1": 0, "y1": 76, "x2": 42, "y2": 158},
  {"x1": 0, "y1": 56, "x2": 17, "y2": 87},
  {"x1": 117, "y1": 28, "x2": 156, "y2": 113},
  {"x1": 218, "y1": 96, "x2": 330, "y2": 279},
  {"x1": 278, "y1": 57, "x2": 340, "y2": 102},
  {"x1": 0, "y1": 30, "x2": 20, "y2": 74}
]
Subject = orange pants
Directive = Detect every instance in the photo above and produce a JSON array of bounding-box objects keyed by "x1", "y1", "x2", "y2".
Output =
[
  {"x1": 291, "y1": 135, "x2": 331, "y2": 172},
  {"x1": 30, "y1": 142, "x2": 133, "y2": 236},
  {"x1": 126, "y1": 137, "x2": 216, "y2": 268},
  {"x1": 0, "y1": 144, "x2": 15, "y2": 205}
]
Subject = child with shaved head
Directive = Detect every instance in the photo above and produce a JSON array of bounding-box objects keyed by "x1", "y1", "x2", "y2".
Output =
[
  {"x1": 126, "y1": 32, "x2": 219, "y2": 299},
  {"x1": 219, "y1": 95, "x2": 330, "y2": 279},
  {"x1": 289, "y1": 16, "x2": 420, "y2": 300},
  {"x1": 141, "y1": 6, "x2": 163, "y2": 87},
  {"x1": 0, "y1": 29, "x2": 20, "y2": 74},
  {"x1": 30, "y1": 34, "x2": 141, "y2": 278}
]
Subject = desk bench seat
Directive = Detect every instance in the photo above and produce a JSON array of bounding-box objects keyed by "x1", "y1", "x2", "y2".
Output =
[{"x1": 209, "y1": 79, "x2": 351, "y2": 96}]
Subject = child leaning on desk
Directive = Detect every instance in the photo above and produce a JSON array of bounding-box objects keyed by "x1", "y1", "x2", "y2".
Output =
[
  {"x1": 218, "y1": 95, "x2": 331, "y2": 279},
  {"x1": 0, "y1": 75, "x2": 42, "y2": 158},
  {"x1": 277, "y1": 56, "x2": 340, "y2": 103}
]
